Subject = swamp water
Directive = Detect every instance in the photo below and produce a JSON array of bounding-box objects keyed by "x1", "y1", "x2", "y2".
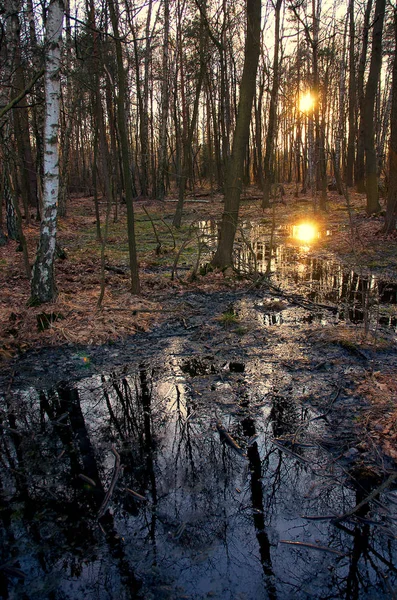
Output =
[
  {"x1": 1, "y1": 222, "x2": 397, "y2": 599},
  {"x1": 198, "y1": 219, "x2": 397, "y2": 331},
  {"x1": 1, "y1": 320, "x2": 397, "y2": 599}
]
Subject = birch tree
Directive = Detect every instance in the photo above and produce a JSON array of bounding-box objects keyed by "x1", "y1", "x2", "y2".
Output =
[{"x1": 30, "y1": 0, "x2": 64, "y2": 304}]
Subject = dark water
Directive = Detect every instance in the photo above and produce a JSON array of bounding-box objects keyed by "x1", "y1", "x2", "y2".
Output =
[{"x1": 1, "y1": 353, "x2": 396, "y2": 599}]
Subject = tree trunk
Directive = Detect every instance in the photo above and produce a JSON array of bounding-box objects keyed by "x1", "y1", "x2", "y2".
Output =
[
  {"x1": 383, "y1": 5, "x2": 397, "y2": 233},
  {"x1": 172, "y1": 69, "x2": 204, "y2": 228},
  {"x1": 0, "y1": 0, "x2": 22, "y2": 240},
  {"x1": 211, "y1": 0, "x2": 261, "y2": 269},
  {"x1": 311, "y1": 0, "x2": 327, "y2": 211},
  {"x1": 108, "y1": 0, "x2": 140, "y2": 294},
  {"x1": 253, "y1": 79, "x2": 264, "y2": 189},
  {"x1": 156, "y1": 0, "x2": 170, "y2": 201},
  {"x1": 58, "y1": 0, "x2": 73, "y2": 218},
  {"x1": 4, "y1": 169, "x2": 18, "y2": 241},
  {"x1": 30, "y1": 0, "x2": 64, "y2": 304},
  {"x1": 131, "y1": 0, "x2": 153, "y2": 198},
  {"x1": 364, "y1": 0, "x2": 385, "y2": 214},
  {"x1": 355, "y1": 0, "x2": 373, "y2": 192},
  {"x1": 14, "y1": 66, "x2": 38, "y2": 218},
  {"x1": 346, "y1": 0, "x2": 356, "y2": 187},
  {"x1": 262, "y1": 0, "x2": 282, "y2": 209},
  {"x1": 172, "y1": 5, "x2": 207, "y2": 228}
]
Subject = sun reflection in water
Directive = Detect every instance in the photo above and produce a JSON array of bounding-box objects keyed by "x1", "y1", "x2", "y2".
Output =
[{"x1": 292, "y1": 222, "x2": 318, "y2": 244}]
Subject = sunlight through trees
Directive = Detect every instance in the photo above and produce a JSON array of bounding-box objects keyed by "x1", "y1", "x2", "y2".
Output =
[{"x1": 0, "y1": 0, "x2": 395, "y2": 297}]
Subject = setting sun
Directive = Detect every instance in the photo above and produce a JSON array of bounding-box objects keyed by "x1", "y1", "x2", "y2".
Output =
[
  {"x1": 299, "y1": 91, "x2": 314, "y2": 113},
  {"x1": 292, "y1": 223, "x2": 317, "y2": 243}
]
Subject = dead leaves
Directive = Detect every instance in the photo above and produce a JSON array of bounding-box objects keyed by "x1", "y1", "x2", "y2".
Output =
[{"x1": 355, "y1": 371, "x2": 397, "y2": 462}]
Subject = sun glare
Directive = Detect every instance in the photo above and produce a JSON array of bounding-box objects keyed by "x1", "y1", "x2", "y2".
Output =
[
  {"x1": 299, "y1": 91, "x2": 314, "y2": 113},
  {"x1": 292, "y1": 223, "x2": 317, "y2": 243}
]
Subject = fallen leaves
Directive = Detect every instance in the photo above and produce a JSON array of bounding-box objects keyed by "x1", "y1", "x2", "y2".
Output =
[{"x1": 355, "y1": 371, "x2": 397, "y2": 462}]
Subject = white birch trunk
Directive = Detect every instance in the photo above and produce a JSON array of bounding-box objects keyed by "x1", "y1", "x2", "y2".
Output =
[{"x1": 30, "y1": 0, "x2": 64, "y2": 303}]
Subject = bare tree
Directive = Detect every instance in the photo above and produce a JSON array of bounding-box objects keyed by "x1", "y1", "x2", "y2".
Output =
[
  {"x1": 211, "y1": 0, "x2": 261, "y2": 268},
  {"x1": 346, "y1": 0, "x2": 356, "y2": 187},
  {"x1": 383, "y1": 3, "x2": 397, "y2": 233},
  {"x1": 108, "y1": 0, "x2": 140, "y2": 294},
  {"x1": 156, "y1": 0, "x2": 170, "y2": 201},
  {"x1": 363, "y1": 0, "x2": 386, "y2": 214},
  {"x1": 262, "y1": 0, "x2": 283, "y2": 209},
  {"x1": 355, "y1": 0, "x2": 373, "y2": 192}
]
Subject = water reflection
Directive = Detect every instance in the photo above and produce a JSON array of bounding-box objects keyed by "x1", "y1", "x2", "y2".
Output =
[
  {"x1": 0, "y1": 360, "x2": 396, "y2": 599},
  {"x1": 291, "y1": 222, "x2": 319, "y2": 244},
  {"x1": 198, "y1": 220, "x2": 397, "y2": 330}
]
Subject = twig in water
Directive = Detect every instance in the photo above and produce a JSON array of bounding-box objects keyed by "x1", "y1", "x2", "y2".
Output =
[
  {"x1": 292, "y1": 385, "x2": 342, "y2": 443},
  {"x1": 125, "y1": 488, "x2": 147, "y2": 502},
  {"x1": 98, "y1": 446, "x2": 121, "y2": 519},
  {"x1": 270, "y1": 438, "x2": 309, "y2": 464},
  {"x1": 279, "y1": 540, "x2": 346, "y2": 556},
  {"x1": 0, "y1": 563, "x2": 26, "y2": 579},
  {"x1": 301, "y1": 514, "x2": 339, "y2": 521},
  {"x1": 216, "y1": 421, "x2": 246, "y2": 457},
  {"x1": 78, "y1": 474, "x2": 97, "y2": 487},
  {"x1": 333, "y1": 471, "x2": 397, "y2": 523}
]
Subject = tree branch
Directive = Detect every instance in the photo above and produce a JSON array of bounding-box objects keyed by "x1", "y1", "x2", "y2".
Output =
[{"x1": 0, "y1": 68, "x2": 44, "y2": 121}]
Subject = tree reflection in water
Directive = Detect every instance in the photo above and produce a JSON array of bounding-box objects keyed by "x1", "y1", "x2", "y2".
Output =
[{"x1": 0, "y1": 359, "x2": 396, "y2": 599}]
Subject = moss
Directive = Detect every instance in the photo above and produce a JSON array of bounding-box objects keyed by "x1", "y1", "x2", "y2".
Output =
[{"x1": 220, "y1": 310, "x2": 239, "y2": 327}]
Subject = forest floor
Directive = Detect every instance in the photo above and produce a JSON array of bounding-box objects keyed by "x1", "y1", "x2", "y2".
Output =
[{"x1": 1, "y1": 185, "x2": 397, "y2": 469}]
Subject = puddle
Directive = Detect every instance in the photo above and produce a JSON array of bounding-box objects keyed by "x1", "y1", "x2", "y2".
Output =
[
  {"x1": 198, "y1": 220, "x2": 397, "y2": 330},
  {"x1": 1, "y1": 352, "x2": 396, "y2": 599}
]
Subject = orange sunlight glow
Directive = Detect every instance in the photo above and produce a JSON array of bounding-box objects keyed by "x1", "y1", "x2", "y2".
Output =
[
  {"x1": 299, "y1": 91, "x2": 314, "y2": 113},
  {"x1": 292, "y1": 223, "x2": 317, "y2": 243}
]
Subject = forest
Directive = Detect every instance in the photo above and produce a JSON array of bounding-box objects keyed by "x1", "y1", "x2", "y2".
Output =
[{"x1": 1, "y1": 0, "x2": 397, "y2": 598}]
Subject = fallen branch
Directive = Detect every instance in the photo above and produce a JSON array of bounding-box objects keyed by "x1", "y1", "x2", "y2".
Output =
[
  {"x1": 99, "y1": 307, "x2": 168, "y2": 313},
  {"x1": 105, "y1": 264, "x2": 128, "y2": 275},
  {"x1": 279, "y1": 540, "x2": 346, "y2": 557},
  {"x1": 252, "y1": 277, "x2": 339, "y2": 314},
  {"x1": 333, "y1": 471, "x2": 397, "y2": 523},
  {"x1": 98, "y1": 446, "x2": 121, "y2": 519},
  {"x1": 292, "y1": 386, "x2": 342, "y2": 443},
  {"x1": 270, "y1": 438, "x2": 309, "y2": 464},
  {"x1": 125, "y1": 488, "x2": 147, "y2": 502},
  {"x1": 0, "y1": 562, "x2": 26, "y2": 579},
  {"x1": 301, "y1": 514, "x2": 338, "y2": 521},
  {"x1": 216, "y1": 422, "x2": 246, "y2": 457}
]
